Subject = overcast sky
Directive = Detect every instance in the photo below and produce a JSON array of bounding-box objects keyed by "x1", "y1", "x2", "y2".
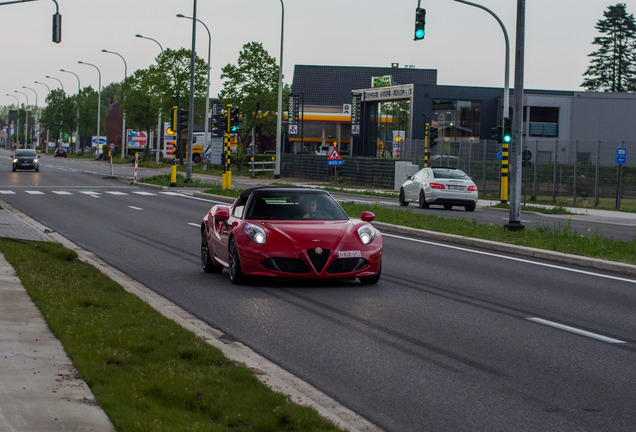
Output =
[{"x1": 0, "y1": 0, "x2": 622, "y2": 107}]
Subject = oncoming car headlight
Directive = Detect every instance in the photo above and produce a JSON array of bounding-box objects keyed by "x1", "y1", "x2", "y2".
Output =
[
  {"x1": 357, "y1": 224, "x2": 375, "y2": 245},
  {"x1": 244, "y1": 223, "x2": 267, "y2": 244},
  {"x1": 12, "y1": 158, "x2": 17, "y2": 163}
]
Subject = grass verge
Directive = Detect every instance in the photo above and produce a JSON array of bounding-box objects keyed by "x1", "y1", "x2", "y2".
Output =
[{"x1": 0, "y1": 239, "x2": 342, "y2": 432}]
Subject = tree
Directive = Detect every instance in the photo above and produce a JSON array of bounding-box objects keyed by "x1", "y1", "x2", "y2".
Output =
[
  {"x1": 40, "y1": 89, "x2": 76, "y2": 146},
  {"x1": 582, "y1": 3, "x2": 636, "y2": 92},
  {"x1": 219, "y1": 42, "x2": 290, "y2": 150}
]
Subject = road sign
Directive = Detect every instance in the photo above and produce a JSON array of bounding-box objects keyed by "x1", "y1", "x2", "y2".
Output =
[
  {"x1": 616, "y1": 147, "x2": 627, "y2": 165},
  {"x1": 328, "y1": 147, "x2": 343, "y2": 166}
]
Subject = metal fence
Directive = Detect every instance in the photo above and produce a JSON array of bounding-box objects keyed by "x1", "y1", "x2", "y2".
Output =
[
  {"x1": 402, "y1": 138, "x2": 636, "y2": 202},
  {"x1": 281, "y1": 139, "x2": 636, "y2": 204}
]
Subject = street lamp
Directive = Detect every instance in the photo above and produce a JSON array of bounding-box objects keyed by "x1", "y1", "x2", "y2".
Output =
[
  {"x1": 15, "y1": 90, "x2": 29, "y2": 147},
  {"x1": 136, "y1": 33, "x2": 164, "y2": 163},
  {"x1": 5, "y1": 93, "x2": 20, "y2": 148},
  {"x1": 34, "y1": 81, "x2": 51, "y2": 152},
  {"x1": 78, "y1": 61, "x2": 102, "y2": 154},
  {"x1": 177, "y1": 13, "x2": 211, "y2": 151},
  {"x1": 102, "y1": 49, "x2": 128, "y2": 159},
  {"x1": 45, "y1": 75, "x2": 64, "y2": 92},
  {"x1": 22, "y1": 86, "x2": 39, "y2": 149},
  {"x1": 60, "y1": 69, "x2": 81, "y2": 153}
]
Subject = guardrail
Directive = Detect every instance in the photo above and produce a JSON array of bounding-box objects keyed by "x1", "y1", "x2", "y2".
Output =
[{"x1": 250, "y1": 158, "x2": 276, "y2": 177}]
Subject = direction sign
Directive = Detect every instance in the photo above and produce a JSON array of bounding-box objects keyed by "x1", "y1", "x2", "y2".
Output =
[
  {"x1": 127, "y1": 130, "x2": 148, "y2": 148},
  {"x1": 616, "y1": 147, "x2": 627, "y2": 165}
]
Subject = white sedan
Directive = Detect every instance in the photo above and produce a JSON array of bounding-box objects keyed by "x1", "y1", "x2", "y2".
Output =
[{"x1": 399, "y1": 167, "x2": 478, "y2": 212}]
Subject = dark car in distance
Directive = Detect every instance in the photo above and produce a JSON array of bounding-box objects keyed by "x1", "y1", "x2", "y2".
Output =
[
  {"x1": 54, "y1": 147, "x2": 68, "y2": 158},
  {"x1": 12, "y1": 149, "x2": 40, "y2": 172}
]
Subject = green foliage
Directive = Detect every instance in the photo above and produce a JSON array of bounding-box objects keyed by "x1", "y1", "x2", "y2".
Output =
[
  {"x1": 0, "y1": 239, "x2": 341, "y2": 432},
  {"x1": 582, "y1": 3, "x2": 636, "y2": 92},
  {"x1": 219, "y1": 42, "x2": 290, "y2": 142}
]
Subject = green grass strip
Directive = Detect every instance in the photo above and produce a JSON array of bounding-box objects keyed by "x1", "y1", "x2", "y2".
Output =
[{"x1": 0, "y1": 239, "x2": 342, "y2": 432}]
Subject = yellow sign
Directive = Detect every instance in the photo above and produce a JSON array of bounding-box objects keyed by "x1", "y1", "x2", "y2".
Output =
[
  {"x1": 395, "y1": 135, "x2": 402, "y2": 142},
  {"x1": 166, "y1": 128, "x2": 175, "y2": 136}
]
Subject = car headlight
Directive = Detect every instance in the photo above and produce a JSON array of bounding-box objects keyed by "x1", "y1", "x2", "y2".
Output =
[
  {"x1": 244, "y1": 223, "x2": 266, "y2": 244},
  {"x1": 12, "y1": 158, "x2": 17, "y2": 163},
  {"x1": 33, "y1": 158, "x2": 39, "y2": 163},
  {"x1": 357, "y1": 224, "x2": 375, "y2": 245}
]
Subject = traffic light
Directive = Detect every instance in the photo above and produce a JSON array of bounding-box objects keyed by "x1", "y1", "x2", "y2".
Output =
[
  {"x1": 52, "y1": 12, "x2": 61, "y2": 43},
  {"x1": 502, "y1": 117, "x2": 512, "y2": 143},
  {"x1": 429, "y1": 126, "x2": 438, "y2": 146},
  {"x1": 229, "y1": 107, "x2": 242, "y2": 133},
  {"x1": 170, "y1": 106, "x2": 178, "y2": 135},
  {"x1": 178, "y1": 108, "x2": 188, "y2": 132},
  {"x1": 211, "y1": 114, "x2": 227, "y2": 137},
  {"x1": 414, "y1": 8, "x2": 426, "y2": 41}
]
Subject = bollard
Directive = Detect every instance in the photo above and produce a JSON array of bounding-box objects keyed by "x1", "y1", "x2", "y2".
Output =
[{"x1": 170, "y1": 158, "x2": 177, "y2": 187}]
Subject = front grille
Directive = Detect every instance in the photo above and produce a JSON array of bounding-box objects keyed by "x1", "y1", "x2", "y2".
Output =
[
  {"x1": 261, "y1": 258, "x2": 310, "y2": 274},
  {"x1": 307, "y1": 249, "x2": 330, "y2": 273},
  {"x1": 327, "y1": 258, "x2": 369, "y2": 274}
]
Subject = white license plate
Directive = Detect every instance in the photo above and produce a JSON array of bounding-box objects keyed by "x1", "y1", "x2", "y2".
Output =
[
  {"x1": 447, "y1": 185, "x2": 464, "y2": 190},
  {"x1": 339, "y1": 250, "x2": 361, "y2": 258}
]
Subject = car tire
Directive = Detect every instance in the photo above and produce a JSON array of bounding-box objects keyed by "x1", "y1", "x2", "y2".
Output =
[
  {"x1": 465, "y1": 203, "x2": 476, "y2": 212},
  {"x1": 12, "y1": 167, "x2": 16, "y2": 172},
  {"x1": 228, "y1": 238, "x2": 245, "y2": 285},
  {"x1": 443, "y1": 204, "x2": 452, "y2": 210},
  {"x1": 35, "y1": 167, "x2": 39, "y2": 172},
  {"x1": 399, "y1": 188, "x2": 409, "y2": 206},
  {"x1": 201, "y1": 229, "x2": 223, "y2": 273},
  {"x1": 359, "y1": 265, "x2": 381, "y2": 285},
  {"x1": 418, "y1": 190, "x2": 429, "y2": 209},
  {"x1": 192, "y1": 153, "x2": 202, "y2": 164}
]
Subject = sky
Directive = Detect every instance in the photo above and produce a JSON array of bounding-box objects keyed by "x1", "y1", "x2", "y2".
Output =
[{"x1": 0, "y1": 0, "x2": 626, "y2": 108}]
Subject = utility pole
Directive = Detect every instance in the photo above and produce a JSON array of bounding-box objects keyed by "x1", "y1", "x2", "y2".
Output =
[{"x1": 506, "y1": 0, "x2": 525, "y2": 231}]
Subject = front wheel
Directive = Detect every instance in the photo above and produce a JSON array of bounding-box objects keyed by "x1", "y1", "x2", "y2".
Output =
[
  {"x1": 359, "y1": 265, "x2": 381, "y2": 285},
  {"x1": 399, "y1": 188, "x2": 409, "y2": 206},
  {"x1": 228, "y1": 238, "x2": 245, "y2": 284},
  {"x1": 192, "y1": 153, "x2": 202, "y2": 164}
]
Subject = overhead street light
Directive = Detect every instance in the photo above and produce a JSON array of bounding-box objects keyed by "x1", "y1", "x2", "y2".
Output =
[
  {"x1": 60, "y1": 69, "x2": 81, "y2": 153},
  {"x1": 136, "y1": 33, "x2": 164, "y2": 163},
  {"x1": 102, "y1": 49, "x2": 128, "y2": 159},
  {"x1": 177, "y1": 13, "x2": 212, "y2": 152},
  {"x1": 14, "y1": 90, "x2": 29, "y2": 147},
  {"x1": 78, "y1": 60, "x2": 102, "y2": 153},
  {"x1": 34, "y1": 81, "x2": 51, "y2": 152},
  {"x1": 22, "y1": 86, "x2": 39, "y2": 149}
]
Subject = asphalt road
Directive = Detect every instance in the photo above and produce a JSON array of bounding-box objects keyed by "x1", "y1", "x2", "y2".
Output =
[{"x1": 2, "y1": 150, "x2": 636, "y2": 431}]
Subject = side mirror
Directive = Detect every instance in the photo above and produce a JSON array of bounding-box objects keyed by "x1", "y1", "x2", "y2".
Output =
[
  {"x1": 360, "y1": 211, "x2": 375, "y2": 222},
  {"x1": 214, "y1": 206, "x2": 230, "y2": 222}
]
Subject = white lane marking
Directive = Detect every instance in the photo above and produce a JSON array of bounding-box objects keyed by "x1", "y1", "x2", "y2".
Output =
[
  {"x1": 187, "y1": 222, "x2": 199, "y2": 227},
  {"x1": 128, "y1": 206, "x2": 143, "y2": 211},
  {"x1": 25, "y1": 191, "x2": 44, "y2": 195},
  {"x1": 79, "y1": 191, "x2": 100, "y2": 196},
  {"x1": 52, "y1": 191, "x2": 73, "y2": 195},
  {"x1": 526, "y1": 318, "x2": 626, "y2": 344},
  {"x1": 0, "y1": 191, "x2": 16, "y2": 194},
  {"x1": 106, "y1": 191, "x2": 129, "y2": 196},
  {"x1": 382, "y1": 232, "x2": 636, "y2": 285},
  {"x1": 160, "y1": 191, "x2": 183, "y2": 196},
  {"x1": 132, "y1": 191, "x2": 156, "y2": 196}
]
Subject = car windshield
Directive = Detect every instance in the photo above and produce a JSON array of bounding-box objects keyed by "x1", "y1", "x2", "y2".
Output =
[
  {"x1": 432, "y1": 169, "x2": 470, "y2": 180},
  {"x1": 15, "y1": 150, "x2": 36, "y2": 157},
  {"x1": 245, "y1": 191, "x2": 348, "y2": 221}
]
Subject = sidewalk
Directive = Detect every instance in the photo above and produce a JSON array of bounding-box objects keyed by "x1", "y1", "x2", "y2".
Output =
[{"x1": 0, "y1": 210, "x2": 116, "y2": 431}]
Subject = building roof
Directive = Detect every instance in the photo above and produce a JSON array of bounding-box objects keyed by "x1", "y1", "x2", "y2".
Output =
[{"x1": 291, "y1": 65, "x2": 437, "y2": 106}]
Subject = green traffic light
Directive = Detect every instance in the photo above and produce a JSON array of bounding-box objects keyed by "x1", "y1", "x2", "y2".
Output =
[
  {"x1": 503, "y1": 134, "x2": 512, "y2": 143},
  {"x1": 415, "y1": 29, "x2": 425, "y2": 39}
]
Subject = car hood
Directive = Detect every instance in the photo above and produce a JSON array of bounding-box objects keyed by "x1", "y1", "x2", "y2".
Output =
[{"x1": 257, "y1": 220, "x2": 360, "y2": 249}]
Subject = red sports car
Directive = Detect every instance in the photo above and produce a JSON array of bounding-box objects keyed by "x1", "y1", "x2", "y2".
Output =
[{"x1": 201, "y1": 187, "x2": 382, "y2": 284}]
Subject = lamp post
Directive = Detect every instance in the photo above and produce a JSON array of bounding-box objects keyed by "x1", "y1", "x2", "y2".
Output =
[
  {"x1": 5, "y1": 93, "x2": 20, "y2": 148},
  {"x1": 34, "y1": 81, "x2": 51, "y2": 152},
  {"x1": 177, "y1": 13, "x2": 211, "y2": 152},
  {"x1": 22, "y1": 86, "x2": 38, "y2": 149},
  {"x1": 60, "y1": 69, "x2": 81, "y2": 153},
  {"x1": 14, "y1": 90, "x2": 29, "y2": 147},
  {"x1": 453, "y1": 0, "x2": 509, "y2": 116},
  {"x1": 44, "y1": 75, "x2": 65, "y2": 148},
  {"x1": 102, "y1": 49, "x2": 128, "y2": 159},
  {"x1": 136, "y1": 34, "x2": 164, "y2": 163},
  {"x1": 78, "y1": 61, "x2": 102, "y2": 155},
  {"x1": 274, "y1": 0, "x2": 284, "y2": 178}
]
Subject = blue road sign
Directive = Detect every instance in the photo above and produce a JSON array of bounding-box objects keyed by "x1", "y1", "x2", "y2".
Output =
[{"x1": 616, "y1": 147, "x2": 627, "y2": 165}]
